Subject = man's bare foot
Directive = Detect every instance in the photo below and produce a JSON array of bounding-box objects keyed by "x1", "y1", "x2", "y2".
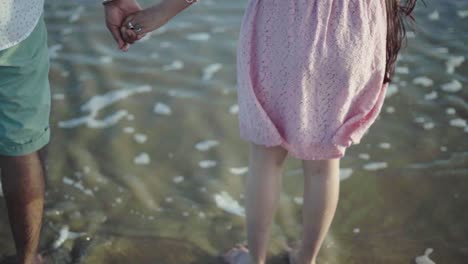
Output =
[
  {"x1": 223, "y1": 244, "x2": 251, "y2": 264},
  {"x1": 0, "y1": 254, "x2": 44, "y2": 264},
  {"x1": 34, "y1": 254, "x2": 44, "y2": 264}
]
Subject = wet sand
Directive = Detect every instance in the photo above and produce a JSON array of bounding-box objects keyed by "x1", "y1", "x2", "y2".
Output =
[{"x1": 1, "y1": 0, "x2": 467, "y2": 263}]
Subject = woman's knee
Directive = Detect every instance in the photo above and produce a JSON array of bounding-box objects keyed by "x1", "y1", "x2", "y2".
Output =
[{"x1": 250, "y1": 143, "x2": 288, "y2": 167}]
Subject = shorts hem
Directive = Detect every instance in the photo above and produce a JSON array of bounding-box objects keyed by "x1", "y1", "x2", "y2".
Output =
[{"x1": 0, "y1": 128, "x2": 50, "y2": 156}]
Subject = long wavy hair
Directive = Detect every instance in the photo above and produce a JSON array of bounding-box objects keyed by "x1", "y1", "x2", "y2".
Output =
[{"x1": 384, "y1": 0, "x2": 420, "y2": 83}]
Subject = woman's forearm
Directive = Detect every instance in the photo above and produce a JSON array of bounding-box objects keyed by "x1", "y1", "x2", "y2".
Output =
[{"x1": 155, "y1": 0, "x2": 196, "y2": 22}]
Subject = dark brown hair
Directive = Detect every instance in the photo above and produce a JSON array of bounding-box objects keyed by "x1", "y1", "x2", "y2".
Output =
[{"x1": 384, "y1": 0, "x2": 420, "y2": 83}]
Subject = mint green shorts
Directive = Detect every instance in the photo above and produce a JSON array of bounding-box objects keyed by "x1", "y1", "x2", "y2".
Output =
[{"x1": 0, "y1": 17, "x2": 50, "y2": 156}]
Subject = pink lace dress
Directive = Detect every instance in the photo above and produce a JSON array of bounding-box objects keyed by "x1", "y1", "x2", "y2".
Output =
[{"x1": 237, "y1": 0, "x2": 388, "y2": 160}]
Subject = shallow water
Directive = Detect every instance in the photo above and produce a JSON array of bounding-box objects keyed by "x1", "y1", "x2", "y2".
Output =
[{"x1": 1, "y1": 0, "x2": 467, "y2": 263}]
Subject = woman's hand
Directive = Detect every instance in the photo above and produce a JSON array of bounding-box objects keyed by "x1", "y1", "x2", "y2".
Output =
[
  {"x1": 120, "y1": 5, "x2": 171, "y2": 44},
  {"x1": 104, "y1": 0, "x2": 143, "y2": 51},
  {"x1": 120, "y1": 0, "x2": 195, "y2": 46}
]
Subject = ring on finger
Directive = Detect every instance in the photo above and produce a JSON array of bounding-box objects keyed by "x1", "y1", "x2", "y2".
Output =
[{"x1": 127, "y1": 21, "x2": 143, "y2": 33}]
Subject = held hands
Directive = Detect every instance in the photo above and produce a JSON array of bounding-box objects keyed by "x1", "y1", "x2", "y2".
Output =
[
  {"x1": 104, "y1": 0, "x2": 143, "y2": 51},
  {"x1": 104, "y1": 0, "x2": 196, "y2": 50},
  {"x1": 119, "y1": 5, "x2": 171, "y2": 45}
]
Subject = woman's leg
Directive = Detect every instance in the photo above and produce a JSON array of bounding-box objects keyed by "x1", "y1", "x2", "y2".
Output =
[
  {"x1": 292, "y1": 159, "x2": 340, "y2": 264},
  {"x1": 225, "y1": 143, "x2": 287, "y2": 264}
]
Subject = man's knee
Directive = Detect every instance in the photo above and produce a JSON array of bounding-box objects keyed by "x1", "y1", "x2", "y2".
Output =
[{"x1": 0, "y1": 151, "x2": 41, "y2": 168}]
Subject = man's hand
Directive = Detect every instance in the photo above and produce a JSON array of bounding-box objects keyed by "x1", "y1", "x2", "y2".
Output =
[{"x1": 104, "y1": 0, "x2": 142, "y2": 51}]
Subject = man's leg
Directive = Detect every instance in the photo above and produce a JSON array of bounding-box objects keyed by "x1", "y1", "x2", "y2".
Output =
[{"x1": 0, "y1": 151, "x2": 45, "y2": 264}]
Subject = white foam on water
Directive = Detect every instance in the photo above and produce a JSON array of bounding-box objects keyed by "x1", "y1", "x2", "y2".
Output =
[
  {"x1": 134, "y1": 153, "x2": 151, "y2": 165},
  {"x1": 359, "y1": 153, "x2": 370, "y2": 160},
  {"x1": 167, "y1": 89, "x2": 198, "y2": 98},
  {"x1": 413, "y1": 76, "x2": 434, "y2": 87},
  {"x1": 386, "y1": 84, "x2": 399, "y2": 98},
  {"x1": 63, "y1": 177, "x2": 74, "y2": 186},
  {"x1": 61, "y1": 27, "x2": 73, "y2": 35},
  {"x1": 414, "y1": 117, "x2": 426, "y2": 123},
  {"x1": 127, "y1": 114, "x2": 135, "y2": 121},
  {"x1": 186, "y1": 32, "x2": 211, "y2": 41},
  {"x1": 212, "y1": 26, "x2": 226, "y2": 33},
  {"x1": 160, "y1": 41, "x2": 171, "y2": 48},
  {"x1": 229, "y1": 104, "x2": 239, "y2": 114},
  {"x1": 123, "y1": 126, "x2": 135, "y2": 134},
  {"x1": 182, "y1": 212, "x2": 190, "y2": 217},
  {"x1": 415, "y1": 248, "x2": 436, "y2": 264},
  {"x1": 62, "y1": 177, "x2": 93, "y2": 196},
  {"x1": 60, "y1": 71, "x2": 70, "y2": 77},
  {"x1": 53, "y1": 93, "x2": 65, "y2": 100},
  {"x1": 293, "y1": 197, "x2": 304, "y2": 205},
  {"x1": 445, "y1": 108, "x2": 456, "y2": 115},
  {"x1": 134, "y1": 133, "x2": 148, "y2": 144},
  {"x1": 49, "y1": 44, "x2": 63, "y2": 59},
  {"x1": 173, "y1": 176, "x2": 184, "y2": 184},
  {"x1": 198, "y1": 212, "x2": 206, "y2": 219},
  {"x1": 424, "y1": 91, "x2": 438, "y2": 100},
  {"x1": 446, "y1": 56, "x2": 465, "y2": 74},
  {"x1": 214, "y1": 191, "x2": 245, "y2": 217},
  {"x1": 340, "y1": 168, "x2": 353, "y2": 181},
  {"x1": 433, "y1": 47, "x2": 449, "y2": 54},
  {"x1": 386, "y1": 106, "x2": 395, "y2": 114},
  {"x1": 458, "y1": 10, "x2": 468, "y2": 18},
  {"x1": 229, "y1": 167, "x2": 249, "y2": 175},
  {"x1": 165, "y1": 197, "x2": 173, "y2": 203},
  {"x1": 99, "y1": 56, "x2": 113, "y2": 64},
  {"x1": 449, "y1": 118, "x2": 467, "y2": 128},
  {"x1": 199, "y1": 160, "x2": 217, "y2": 168},
  {"x1": 81, "y1": 86, "x2": 152, "y2": 113},
  {"x1": 69, "y1": 6, "x2": 84, "y2": 23},
  {"x1": 59, "y1": 86, "x2": 152, "y2": 129},
  {"x1": 440, "y1": 146, "x2": 448, "y2": 152},
  {"x1": 163, "y1": 60, "x2": 184, "y2": 71},
  {"x1": 202, "y1": 63, "x2": 222, "y2": 81},
  {"x1": 441, "y1": 80, "x2": 462, "y2": 93},
  {"x1": 428, "y1": 10, "x2": 439, "y2": 20},
  {"x1": 86, "y1": 110, "x2": 129, "y2": 129},
  {"x1": 353, "y1": 228, "x2": 360, "y2": 234},
  {"x1": 363, "y1": 162, "x2": 388, "y2": 171},
  {"x1": 395, "y1": 66, "x2": 409, "y2": 74},
  {"x1": 423, "y1": 122, "x2": 435, "y2": 130},
  {"x1": 52, "y1": 226, "x2": 86, "y2": 250},
  {"x1": 195, "y1": 140, "x2": 219, "y2": 151},
  {"x1": 154, "y1": 102, "x2": 172, "y2": 115},
  {"x1": 378, "y1": 142, "x2": 391, "y2": 149}
]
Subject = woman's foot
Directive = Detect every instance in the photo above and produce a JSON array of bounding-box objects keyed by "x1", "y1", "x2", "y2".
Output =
[
  {"x1": 223, "y1": 244, "x2": 251, "y2": 264},
  {"x1": 287, "y1": 246, "x2": 316, "y2": 264}
]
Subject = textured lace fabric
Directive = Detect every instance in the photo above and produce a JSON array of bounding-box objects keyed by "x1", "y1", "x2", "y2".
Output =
[
  {"x1": 0, "y1": 0, "x2": 44, "y2": 51},
  {"x1": 236, "y1": 0, "x2": 388, "y2": 160}
]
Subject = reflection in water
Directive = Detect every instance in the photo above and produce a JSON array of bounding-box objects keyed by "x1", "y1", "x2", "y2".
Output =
[{"x1": 0, "y1": 0, "x2": 467, "y2": 263}]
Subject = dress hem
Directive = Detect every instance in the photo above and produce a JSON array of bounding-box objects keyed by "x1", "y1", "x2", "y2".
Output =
[{"x1": 239, "y1": 134, "x2": 347, "y2": 161}]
